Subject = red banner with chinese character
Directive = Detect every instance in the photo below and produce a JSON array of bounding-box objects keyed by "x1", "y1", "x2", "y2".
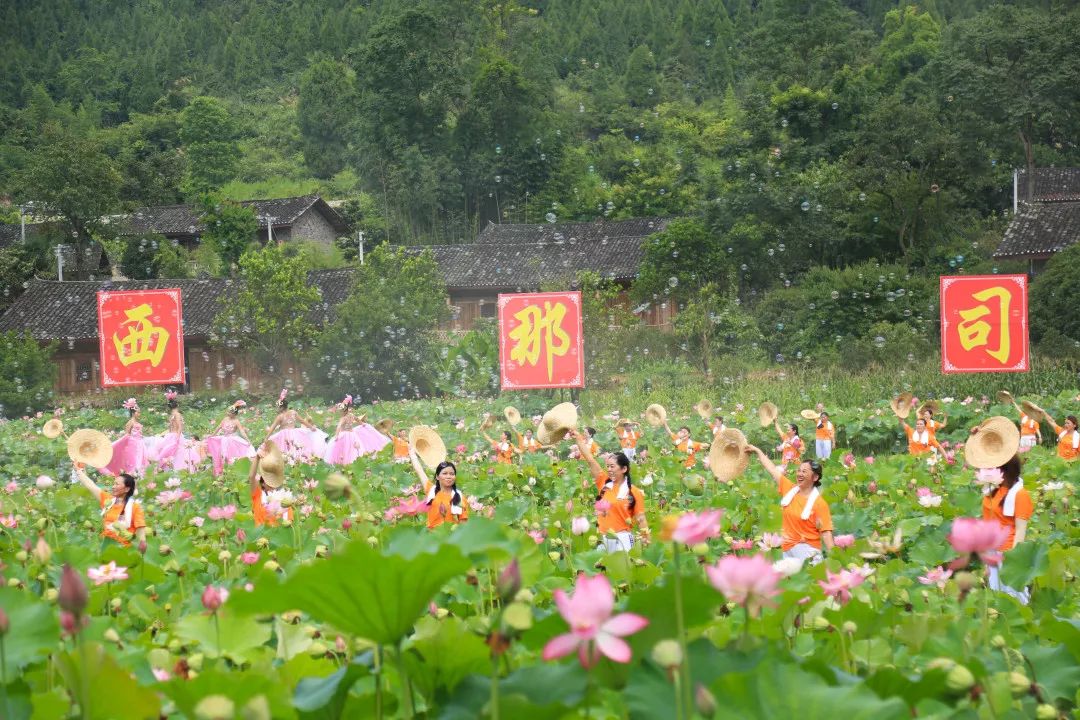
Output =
[
  {"x1": 499, "y1": 291, "x2": 584, "y2": 389},
  {"x1": 97, "y1": 289, "x2": 185, "y2": 387},
  {"x1": 940, "y1": 275, "x2": 1028, "y2": 374}
]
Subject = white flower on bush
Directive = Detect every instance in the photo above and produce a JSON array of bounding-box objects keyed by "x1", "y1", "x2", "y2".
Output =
[
  {"x1": 942, "y1": 397, "x2": 954, "y2": 404},
  {"x1": 165, "y1": 477, "x2": 182, "y2": 489},
  {"x1": 35, "y1": 475, "x2": 55, "y2": 489},
  {"x1": 528, "y1": 477, "x2": 537, "y2": 486},
  {"x1": 1041, "y1": 481, "x2": 1065, "y2": 491},
  {"x1": 641, "y1": 473, "x2": 654, "y2": 487},
  {"x1": 917, "y1": 493, "x2": 942, "y2": 508}
]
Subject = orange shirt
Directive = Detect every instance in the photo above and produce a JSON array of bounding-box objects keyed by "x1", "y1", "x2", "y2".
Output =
[
  {"x1": 593, "y1": 471, "x2": 645, "y2": 534},
  {"x1": 670, "y1": 433, "x2": 704, "y2": 468},
  {"x1": 904, "y1": 425, "x2": 941, "y2": 456},
  {"x1": 1052, "y1": 424, "x2": 1079, "y2": 460},
  {"x1": 98, "y1": 490, "x2": 146, "y2": 546},
  {"x1": 423, "y1": 480, "x2": 469, "y2": 529},
  {"x1": 518, "y1": 434, "x2": 542, "y2": 453},
  {"x1": 492, "y1": 441, "x2": 516, "y2": 464},
  {"x1": 618, "y1": 429, "x2": 642, "y2": 449},
  {"x1": 814, "y1": 422, "x2": 834, "y2": 441},
  {"x1": 780, "y1": 435, "x2": 803, "y2": 463},
  {"x1": 710, "y1": 420, "x2": 725, "y2": 436},
  {"x1": 251, "y1": 488, "x2": 294, "y2": 527},
  {"x1": 777, "y1": 476, "x2": 833, "y2": 550},
  {"x1": 587, "y1": 439, "x2": 601, "y2": 457},
  {"x1": 925, "y1": 418, "x2": 944, "y2": 437},
  {"x1": 1019, "y1": 415, "x2": 1039, "y2": 438},
  {"x1": 392, "y1": 437, "x2": 409, "y2": 459},
  {"x1": 982, "y1": 485, "x2": 1033, "y2": 551}
]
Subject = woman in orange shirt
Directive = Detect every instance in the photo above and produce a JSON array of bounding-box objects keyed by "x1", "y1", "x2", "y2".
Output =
[
  {"x1": 774, "y1": 420, "x2": 804, "y2": 467},
  {"x1": 73, "y1": 464, "x2": 147, "y2": 547},
  {"x1": 814, "y1": 412, "x2": 835, "y2": 460},
  {"x1": 517, "y1": 428, "x2": 544, "y2": 454},
  {"x1": 920, "y1": 407, "x2": 947, "y2": 438},
  {"x1": 389, "y1": 428, "x2": 410, "y2": 463},
  {"x1": 571, "y1": 428, "x2": 649, "y2": 552},
  {"x1": 1010, "y1": 401, "x2": 1042, "y2": 449},
  {"x1": 745, "y1": 445, "x2": 834, "y2": 565},
  {"x1": 247, "y1": 442, "x2": 294, "y2": 527},
  {"x1": 483, "y1": 430, "x2": 519, "y2": 464},
  {"x1": 407, "y1": 447, "x2": 469, "y2": 529},
  {"x1": 901, "y1": 418, "x2": 944, "y2": 456},
  {"x1": 663, "y1": 421, "x2": 709, "y2": 468},
  {"x1": 973, "y1": 453, "x2": 1033, "y2": 603},
  {"x1": 616, "y1": 420, "x2": 642, "y2": 461},
  {"x1": 1041, "y1": 412, "x2": 1079, "y2": 461}
]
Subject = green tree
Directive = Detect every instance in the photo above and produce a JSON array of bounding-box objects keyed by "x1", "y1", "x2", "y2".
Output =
[
  {"x1": 1030, "y1": 243, "x2": 1080, "y2": 351},
  {"x1": 311, "y1": 245, "x2": 449, "y2": 400},
  {"x1": 179, "y1": 96, "x2": 240, "y2": 196},
  {"x1": 119, "y1": 234, "x2": 190, "y2": 280},
  {"x1": 199, "y1": 196, "x2": 258, "y2": 271},
  {"x1": 634, "y1": 218, "x2": 732, "y2": 305},
  {"x1": 0, "y1": 331, "x2": 57, "y2": 418},
  {"x1": 624, "y1": 45, "x2": 659, "y2": 107},
  {"x1": 674, "y1": 284, "x2": 763, "y2": 376},
  {"x1": 298, "y1": 59, "x2": 357, "y2": 178},
  {"x1": 212, "y1": 244, "x2": 321, "y2": 369}
]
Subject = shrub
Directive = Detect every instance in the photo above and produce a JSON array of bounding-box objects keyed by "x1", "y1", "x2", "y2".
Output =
[{"x1": 0, "y1": 331, "x2": 57, "y2": 418}]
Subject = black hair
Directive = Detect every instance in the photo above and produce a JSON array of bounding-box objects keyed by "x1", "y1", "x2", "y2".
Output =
[
  {"x1": 995, "y1": 455, "x2": 1022, "y2": 507},
  {"x1": 429, "y1": 460, "x2": 462, "y2": 508},
  {"x1": 788, "y1": 424, "x2": 799, "y2": 436},
  {"x1": 801, "y1": 460, "x2": 823, "y2": 487},
  {"x1": 128, "y1": 408, "x2": 138, "y2": 418},
  {"x1": 1067, "y1": 415, "x2": 1079, "y2": 429},
  {"x1": 167, "y1": 399, "x2": 178, "y2": 410},
  {"x1": 228, "y1": 406, "x2": 239, "y2": 416},
  {"x1": 278, "y1": 399, "x2": 289, "y2": 410},
  {"x1": 119, "y1": 473, "x2": 137, "y2": 514},
  {"x1": 586, "y1": 427, "x2": 597, "y2": 437},
  {"x1": 501, "y1": 430, "x2": 512, "y2": 441},
  {"x1": 679, "y1": 426, "x2": 690, "y2": 434},
  {"x1": 598, "y1": 451, "x2": 636, "y2": 512}
]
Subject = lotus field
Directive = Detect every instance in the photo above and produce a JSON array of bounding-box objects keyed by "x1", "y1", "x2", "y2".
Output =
[{"x1": 0, "y1": 393, "x2": 1078, "y2": 720}]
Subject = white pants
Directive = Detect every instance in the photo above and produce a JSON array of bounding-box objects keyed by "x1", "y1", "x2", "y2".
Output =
[
  {"x1": 621, "y1": 447, "x2": 636, "y2": 461},
  {"x1": 598, "y1": 532, "x2": 633, "y2": 553},
  {"x1": 782, "y1": 543, "x2": 823, "y2": 566},
  {"x1": 1019, "y1": 435, "x2": 1037, "y2": 449},
  {"x1": 988, "y1": 564, "x2": 1029, "y2": 605},
  {"x1": 815, "y1": 440, "x2": 832, "y2": 459}
]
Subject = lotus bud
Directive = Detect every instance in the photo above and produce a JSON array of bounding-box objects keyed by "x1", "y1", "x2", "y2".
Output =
[
  {"x1": 164, "y1": 559, "x2": 180, "y2": 574},
  {"x1": 944, "y1": 664, "x2": 975, "y2": 694},
  {"x1": 553, "y1": 520, "x2": 563, "y2": 530},
  {"x1": 187, "y1": 653, "x2": 204, "y2": 671},
  {"x1": 58, "y1": 563, "x2": 88, "y2": 615},
  {"x1": 650, "y1": 639, "x2": 683, "y2": 670},
  {"x1": 496, "y1": 559, "x2": 522, "y2": 601},
  {"x1": 35, "y1": 518, "x2": 47, "y2": 530},
  {"x1": 695, "y1": 684, "x2": 717, "y2": 718},
  {"x1": 514, "y1": 588, "x2": 534, "y2": 604},
  {"x1": 323, "y1": 472, "x2": 352, "y2": 500},
  {"x1": 342, "y1": 518, "x2": 353, "y2": 532},
  {"x1": 991, "y1": 635, "x2": 1006, "y2": 649},
  {"x1": 1007, "y1": 672, "x2": 1031, "y2": 696},
  {"x1": 218, "y1": 550, "x2": 232, "y2": 562},
  {"x1": 308, "y1": 641, "x2": 328, "y2": 656},
  {"x1": 812, "y1": 616, "x2": 831, "y2": 631},
  {"x1": 159, "y1": 544, "x2": 172, "y2": 556},
  {"x1": 201, "y1": 586, "x2": 228, "y2": 611},
  {"x1": 691, "y1": 543, "x2": 709, "y2": 556},
  {"x1": 0, "y1": 607, "x2": 8, "y2": 634},
  {"x1": 33, "y1": 537, "x2": 51, "y2": 564},
  {"x1": 842, "y1": 621, "x2": 858, "y2": 634},
  {"x1": 104, "y1": 627, "x2": 121, "y2": 644},
  {"x1": 138, "y1": 539, "x2": 147, "y2": 555},
  {"x1": 1035, "y1": 704, "x2": 1058, "y2": 720},
  {"x1": 110, "y1": 597, "x2": 122, "y2": 612},
  {"x1": 263, "y1": 560, "x2": 280, "y2": 572},
  {"x1": 15, "y1": 550, "x2": 27, "y2": 563}
]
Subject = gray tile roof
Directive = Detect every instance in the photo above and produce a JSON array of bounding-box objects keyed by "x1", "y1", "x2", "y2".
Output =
[
  {"x1": 0, "y1": 269, "x2": 358, "y2": 341},
  {"x1": 1017, "y1": 168, "x2": 1080, "y2": 202},
  {"x1": 0, "y1": 222, "x2": 49, "y2": 248},
  {"x1": 993, "y1": 200, "x2": 1080, "y2": 259},
  {"x1": 417, "y1": 217, "x2": 672, "y2": 289},
  {"x1": 124, "y1": 195, "x2": 349, "y2": 236}
]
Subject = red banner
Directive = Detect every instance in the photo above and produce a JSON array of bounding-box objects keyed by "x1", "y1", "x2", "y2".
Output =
[
  {"x1": 499, "y1": 291, "x2": 584, "y2": 389},
  {"x1": 97, "y1": 289, "x2": 185, "y2": 387},
  {"x1": 940, "y1": 275, "x2": 1028, "y2": 374}
]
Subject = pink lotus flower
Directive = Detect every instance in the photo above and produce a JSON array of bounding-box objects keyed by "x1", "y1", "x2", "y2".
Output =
[
  {"x1": 671, "y1": 510, "x2": 724, "y2": 545},
  {"x1": 818, "y1": 568, "x2": 866, "y2": 605},
  {"x1": 757, "y1": 532, "x2": 783, "y2": 551},
  {"x1": 455, "y1": 443, "x2": 467, "y2": 453},
  {"x1": 916, "y1": 487, "x2": 932, "y2": 497},
  {"x1": 0, "y1": 514, "x2": 17, "y2": 528},
  {"x1": 542, "y1": 573, "x2": 648, "y2": 668},
  {"x1": 528, "y1": 530, "x2": 547, "y2": 544},
  {"x1": 705, "y1": 554, "x2": 782, "y2": 617},
  {"x1": 240, "y1": 552, "x2": 259, "y2": 565},
  {"x1": 833, "y1": 534, "x2": 855, "y2": 548},
  {"x1": 35, "y1": 475, "x2": 54, "y2": 489},
  {"x1": 236, "y1": 528, "x2": 247, "y2": 543},
  {"x1": 864, "y1": 456, "x2": 875, "y2": 465},
  {"x1": 207, "y1": 504, "x2": 237, "y2": 521},
  {"x1": 191, "y1": 516, "x2": 205, "y2": 528},
  {"x1": 947, "y1": 518, "x2": 1010, "y2": 554},
  {"x1": 303, "y1": 479, "x2": 319, "y2": 490},
  {"x1": 594, "y1": 499, "x2": 611, "y2": 515},
  {"x1": 565, "y1": 500, "x2": 574, "y2": 513},
  {"x1": 201, "y1": 585, "x2": 229, "y2": 611},
  {"x1": 730, "y1": 539, "x2": 755, "y2": 551},
  {"x1": 4, "y1": 481, "x2": 17, "y2": 494},
  {"x1": 571, "y1": 517, "x2": 590, "y2": 535},
  {"x1": 841, "y1": 453, "x2": 856, "y2": 469},
  {"x1": 918, "y1": 566, "x2": 952, "y2": 588},
  {"x1": 151, "y1": 667, "x2": 171, "y2": 682},
  {"x1": 867, "y1": 480, "x2": 878, "y2": 494},
  {"x1": 389, "y1": 496, "x2": 427, "y2": 519},
  {"x1": 87, "y1": 561, "x2": 129, "y2": 586},
  {"x1": 165, "y1": 477, "x2": 182, "y2": 489}
]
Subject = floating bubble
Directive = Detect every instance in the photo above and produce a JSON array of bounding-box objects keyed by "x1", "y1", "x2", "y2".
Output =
[
  {"x1": 545, "y1": 212, "x2": 557, "y2": 223},
  {"x1": 800, "y1": 201, "x2": 811, "y2": 211},
  {"x1": 831, "y1": 102, "x2": 838, "y2": 110}
]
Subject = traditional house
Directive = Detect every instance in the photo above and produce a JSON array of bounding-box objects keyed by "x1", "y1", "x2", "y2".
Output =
[
  {"x1": 993, "y1": 168, "x2": 1080, "y2": 274},
  {"x1": 124, "y1": 194, "x2": 350, "y2": 249},
  {"x1": 413, "y1": 217, "x2": 676, "y2": 331}
]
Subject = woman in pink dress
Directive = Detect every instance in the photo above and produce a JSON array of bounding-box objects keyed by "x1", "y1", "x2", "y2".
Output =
[
  {"x1": 266, "y1": 389, "x2": 325, "y2": 463},
  {"x1": 323, "y1": 396, "x2": 390, "y2": 465},
  {"x1": 103, "y1": 398, "x2": 150, "y2": 477},
  {"x1": 206, "y1": 400, "x2": 256, "y2": 475},
  {"x1": 156, "y1": 391, "x2": 204, "y2": 473}
]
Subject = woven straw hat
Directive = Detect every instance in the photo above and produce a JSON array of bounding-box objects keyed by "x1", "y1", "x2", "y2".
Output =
[
  {"x1": 966, "y1": 416, "x2": 1020, "y2": 469},
  {"x1": 537, "y1": 402, "x2": 578, "y2": 445},
  {"x1": 693, "y1": 399, "x2": 713, "y2": 420},
  {"x1": 42, "y1": 418, "x2": 65, "y2": 439},
  {"x1": 799, "y1": 409, "x2": 819, "y2": 421},
  {"x1": 479, "y1": 413, "x2": 494, "y2": 431},
  {"x1": 645, "y1": 404, "x2": 668, "y2": 427},
  {"x1": 67, "y1": 429, "x2": 113, "y2": 469},
  {"x1": 890, "y1": 392, "x2": 913, "y2": 419},
  {"x1": 504, "y1": 406, "x2": 522, "y2": 426},
  {"x1": 409, "y1": 425, "x2": 447, "y2": 468},
  {"x1": 997, "y1": 390, "x2": 1014, "y2": 404},
  {"x1": 917, "y1": 400, "x2": 940, "y2": 416},
  {"x1": 709, "y1": 428, "x2": 750, "y2": 483},
  {"x1": 257, "y1": 440, "x2": 286, "y2": 489},
  {"x1": 757, "y1": 402, "x2": 779, "y2": 427},
  {"x1": 375, "y1": 418, "x2": 394, "y2": 434},
  {"x1": 1020, "y1": 400, "x2": 1044, "y2": 420}
]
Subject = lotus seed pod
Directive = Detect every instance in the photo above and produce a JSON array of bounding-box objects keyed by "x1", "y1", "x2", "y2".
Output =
[
  {"x1": 1035, "y1": 704, "x2": 1058, "y2": 720},
  {"x1": 813, "y1": 616, "x2": 831, "y2": 630},
  {"x1": 651, "y1": 639, "x2": 683, "y2": 669},
  {"x1": 944, "y1": 665, "x2": 975, "y2": 694},
  {"x1": 842, "y1": 621, "x2": 857, "y2": 634}
]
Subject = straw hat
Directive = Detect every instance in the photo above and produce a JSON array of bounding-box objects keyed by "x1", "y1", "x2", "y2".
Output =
[
  {"x1": 409, "y1": 425, "x2": 447, "y2": 468},
  {"x1": 997, "y1": 390, "x2": 1014, "y2": 404},
  {"x1": 67, "y1": 429, "x2": 113, "y2": 469},
  {"x1": 375, "y1": 418, "x2": 394, "y2": 434},
  {"x1": 537, "y1": 402, "x2": 578, "y2": 445},
  {"x1": 479, "y1": 413, "x2": 494, "y2": 431},
  {"x1": 1020, "y1": 400, "x2": 1044, "y2": 420},
  {"x1": 257, "y1": 441, "x2": 286, "y2": 489},
  {"x1": 644, "y1": 404, "x2": 667, "y2": 427},
  {"x1": 917, "y1": 400, "x2": 940, "y2": 416},
  {"x1": 966, "y1": 416, "x2": 1020, "y2": 469},
  {"x1": 709, "y1": 428, "x2": 750, "y2": 483},
  {"x1": 504, "y1": 406, "x2": 522, "y2": 426},
  {"x1": 42, "y1": 418, "x2": 65, "y2": 439},
  {"x1": 693, "y1": 399, "x2": 713, "y2": 420},
  {"x1": 757, "y1": 402, "x2": 779, "y2": 427},
  {"x1": 890, "y1": 392, "x2": 913, "y2": 419},
  {"x1": 799, "y1": 409, "x2": 819, "y2": 421}
]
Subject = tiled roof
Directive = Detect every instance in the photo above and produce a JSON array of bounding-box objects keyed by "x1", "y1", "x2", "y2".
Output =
[
  {"x1": 993, "y1": 200, "x2": 1080, "y2": 259},
  {"x1": 418, "y1": 217, "x2": 672, "y2": 289},
  {"x1": 0, "y1": 269, "x2": 358, "y2": 341},
  {"x1": 0, "y1": 222, "x2": 49, "y2": 248},
  {"x1": 1016, "y1": 168, "x2": 1080, "y2": 202},
  {"x1": 124, "y1": 195, "x2": 349, "y2": 236}
]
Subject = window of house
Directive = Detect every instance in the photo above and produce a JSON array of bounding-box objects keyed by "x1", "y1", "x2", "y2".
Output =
[
  {"x1": 479, "y1": 301, "x2": 497, "y2": 318},
  {"x1": 76, "y1": 361, "x2": 92, "y2": 383}
]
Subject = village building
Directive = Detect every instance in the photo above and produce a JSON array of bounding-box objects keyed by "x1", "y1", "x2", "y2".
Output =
[{"x1": 994, "y1": 167, "x2": 1080, "y2": 274}]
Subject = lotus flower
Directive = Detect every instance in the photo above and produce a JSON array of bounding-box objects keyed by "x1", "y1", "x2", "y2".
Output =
[
  {"x1": 207, "y1": 504, "x2": 237, "y2": 521},
  {"x1": 669, "y1": 510, "x2": 724, "y2": 545},
  {"x1": 757, "y1": 532, "x2": 783, "y2": 551},
  {"x1": 87, "y1": 561, "x2": 129, "y2": 586},
  {"x1": 705, "y1": 554, "x2": 782, "y2": 617},
  {"x1": 528, "y1": 530, "x2": 547, "y2": 544},
  {"x1": 841, "y1": 453, "x2": 856, "y2": 469},
  {"x1": 594, "y1": 499, "x2": 611, "y2": 515},
  {"x1": 571, "y1": 517, "x2": 590, "y2": 535},
  {"x1": 818, "y1": 568, "x2": 866, "y2": 605},
  {"x1": 0, "y1": 514, "x2": 16, "y2": 528},
  {"x1": 947, "y1": 518, "x2": 1010, "y2": 554},
  {"x1": 730, "y1": 539, "x2": 755, "y2": 551},
  {"x1": 918, "y1": 566, "x2": 952, "y2": 588},
  {"x1": 542, "y1": 573, "x2": 648, "y2": 667},
  {"x1": 201, "y1": 585, "x2": 229, "y2": 611},
  {"x1": 833, "y1": 534, "x2": 855, "y2": 548},
  {"x1": 35, "y1": 475, "x2": 55, "y2": 489},
  {"x1": 240, "y1": 552, "x2": 259, "y2": 565},
  {"x1": 4, "y1": 481, "x2": 17, "y2": 494}
]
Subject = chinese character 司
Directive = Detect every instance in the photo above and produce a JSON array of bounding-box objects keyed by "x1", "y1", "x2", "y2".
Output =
[
  {"x1": 508, "y1": 301, "x2": 571, "y2": 381},
  {"x1": 112, "y1": 303, "x2": 170, "y2": 367},
  {"x1": 957, "y1": 286, "x2": 1011, "y2": 363}
]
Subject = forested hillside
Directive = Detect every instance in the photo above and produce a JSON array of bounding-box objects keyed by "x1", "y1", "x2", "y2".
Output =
[{"x1": 1, "y1": 0, "x2": 1079, "y2": 366}]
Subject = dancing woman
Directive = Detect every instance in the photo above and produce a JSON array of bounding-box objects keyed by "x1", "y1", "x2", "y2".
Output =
[
  {"x1": 323, "y1": 395, "x2": 390, "y2": 465},
  {"x1": 266, "y1": 389, "x2": 325, "y2": 463},
  {"x1": 103, "y1": 398, "x2": 149, "y2": 477},
  {"x1": 155, "y1": 391, "x2": 203, "y2": 473},
  {"x1": 664, "y1": 421, "x2": 709, "y2": 469},
  {"x1": 775, "y1": 420, "x2": 804, "y2": 467},
  {"x1": 407, "y1": 446, "x2": 470, "y2": 529},
  {"x1": 1041, "y1": 411, "x2": 1079, "y2": 461},
  {"x1": 206, "y1": 400, "x2": 256, "y2": 476},
  {"x1": 72, "y1": 463, "x2": 147, "y2": 547},
  {"x1": 483, "y1": 430, "x2": 519, "y2": 464},
  {"x1": 571, "y1": 428, "x2": 649, "y2": 552}
]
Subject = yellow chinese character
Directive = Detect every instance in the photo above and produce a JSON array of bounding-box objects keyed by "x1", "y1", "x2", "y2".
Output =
[
  {"x1": 508, "y1": 301, "x2": 571, "y2": 381},
  {"x1": 957, "y1": 287, "x2": 1011, "y2": 363},
  {"x1": 112, "y1": 304, "x2": 170, "y2": 367}
]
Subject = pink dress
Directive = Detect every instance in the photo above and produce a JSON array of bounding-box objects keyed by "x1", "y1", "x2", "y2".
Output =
[
  {"x1": 103, "y1": 422, "x2": 149, "y2": 477},
  {"x1": 206, "y1": 418, "x2": 256, "y2": 476},
  {"x1": 156, "y1": 432, "x2": 204, "y2": 473},
  {"x1": 268, "y1": 413, "x2": 326, "y2": 463},
  {"x1": 322, "y1": 421, "x2": 391, "y2": 465}
]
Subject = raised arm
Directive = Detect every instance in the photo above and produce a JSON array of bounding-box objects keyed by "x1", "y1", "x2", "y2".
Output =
[
  {"x1": 299, "y1": 414, "x2": 317, "y2": 430},
  {"x1": 72, "y1": 464, "x2": 102, "y2": 498},
  {"x1": 407, "y1": 447, "x2": 432, "y2": 492},
  {"x1": 236, "y1": 421, "x2": 250, "y2": 441},
  {"x1": 482, "y1": 432, "x2": 496, "y2": 445},
  {"x1": 571, "y1": 428, "x2": 604, "y2": 480},
  {"x1": 248, "y1": 446, "x2": 263, "y2": 494},
  {"x1": 936, "y1": 414, "x2": 948, "y2": 430},
  {"x1": 265, "y1": 412, "x2": 282, "y2": 436},
  {"x1": 745, "y1": 444, "x2": 785, "y2": 485},
  {"x1": 774, "y1": 419, "x2": 784, "y2": 438}
]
